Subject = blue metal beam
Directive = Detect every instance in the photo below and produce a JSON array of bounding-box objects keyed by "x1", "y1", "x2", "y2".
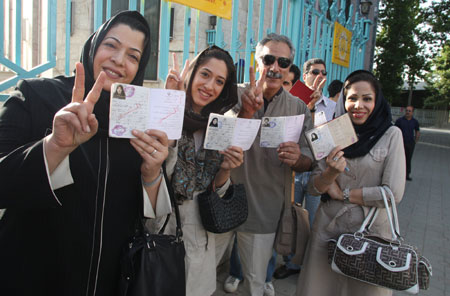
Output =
[{"x1": 280, "y1": 0, "x2": 288, "y2": 35}]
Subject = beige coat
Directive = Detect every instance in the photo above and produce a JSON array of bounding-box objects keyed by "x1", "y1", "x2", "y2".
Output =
[{"x1": 297, "y1": 126, "x2": 406, "y2": 296}]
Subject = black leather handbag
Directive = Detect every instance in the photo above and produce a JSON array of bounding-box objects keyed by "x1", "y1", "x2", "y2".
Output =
[
  {"x1": 118, "y1": 169, "x2": 186, "y2": 296},
  {"x1": 197, "y1": 183, "x2": 248, "y2": 233}
]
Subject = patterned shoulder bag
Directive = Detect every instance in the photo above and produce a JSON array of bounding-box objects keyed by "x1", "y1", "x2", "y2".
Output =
[{"x1": 327, "y1": 186, "x2": 432, "y2": 294}]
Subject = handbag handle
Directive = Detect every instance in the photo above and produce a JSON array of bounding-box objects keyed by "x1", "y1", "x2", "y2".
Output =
[
  {"x1": 356, "y1": 186, "x2": 402, "y2": 243},
  {"x1": 160, "y1": 164, "x2": 183, "y2": 240}
]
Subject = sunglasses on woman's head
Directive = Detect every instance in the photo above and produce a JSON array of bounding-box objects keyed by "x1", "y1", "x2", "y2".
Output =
[
  {"x1": 262, "y1": 55, "x2": 291, "y2": 69},
  {"x1": 308, "y1": 69, "x2": 327, "y2": 76}
]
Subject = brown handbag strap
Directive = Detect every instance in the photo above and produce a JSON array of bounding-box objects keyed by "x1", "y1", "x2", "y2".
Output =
[{"x1": 283, "y1": 166, "x2": 295, "y2": 211}]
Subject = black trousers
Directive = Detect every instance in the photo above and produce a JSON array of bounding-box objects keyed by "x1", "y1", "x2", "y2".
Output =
[{"x1": 404, "y1": 141, "x2": 415, "y2": 177}]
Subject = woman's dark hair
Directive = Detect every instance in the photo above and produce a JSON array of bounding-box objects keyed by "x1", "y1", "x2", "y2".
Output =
[
  {"x1": 327, "y1": 79, "x2": 343, "y2": 97},
  {"x1": 110, "y1": 14, "x2": 150, "y2": 50},
  {"x1": 343, "y1": 71, "x2": 380, "y2": 101},
  {"x1": 185, "y1": 46, "x2": 238, "y2": 116}
]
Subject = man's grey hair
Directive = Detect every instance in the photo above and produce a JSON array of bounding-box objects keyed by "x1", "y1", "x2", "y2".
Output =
[
  {"x1": 303, "y1": 58, "x2": 326, "y2": 74},
  {"x1": 255, "y1": 33, "x2": 295, "y2": 63}
]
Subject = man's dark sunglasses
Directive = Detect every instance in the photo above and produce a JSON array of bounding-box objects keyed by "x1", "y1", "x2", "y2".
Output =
[
  {"x1": 262, "y1": 55, "x2": 291, "y2": 69},
  {"x1": 308, "y1": 69, "x2": 327, "y2": 76}
]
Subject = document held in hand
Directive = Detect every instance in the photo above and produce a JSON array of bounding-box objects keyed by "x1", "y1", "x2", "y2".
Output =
[
  {"x1": 305, "y1": 113, "x2": 358, "y2": 160},
  {"x1": 204, "y1": 113, "x2": 261, "y2": 151},
  {"x1": 289, "y1": 80, "x2": 314, "y2": 104},
  {"x1": 109, "y1": 83, "x2": 185, "y2": 139},
  {"x1": 260, "y1": 115, "x2": 305, "y2": 148}
]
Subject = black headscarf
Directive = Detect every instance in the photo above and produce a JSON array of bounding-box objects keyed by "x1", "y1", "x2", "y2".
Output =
[
  {"x1": 334, "y1": 70, "x2": 392, "y2": 158},
  {"x1": 182, "y1": 45, "x2": 238, "y2": 133},
  {"x1": 79, "y1": 10, "x2": 151, "y2": 133}
]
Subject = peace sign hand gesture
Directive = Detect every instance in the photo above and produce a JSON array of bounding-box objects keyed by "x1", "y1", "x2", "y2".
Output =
[
  {"x1": 238, "y1": 66, "x2": 267, "y2": 119},
  {"x1": 45, "y1": 62, "x2": 105, "y2": 172},
  {"x1": 165, "y1": 52, "x2": 190, "y2": 91},
  {"x1": 307, "y1": 76, "x2": 327, "y2": 110}
]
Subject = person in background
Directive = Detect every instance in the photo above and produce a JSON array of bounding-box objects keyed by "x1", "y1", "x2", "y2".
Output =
[
  {"x1": 0, "y1": 11, "x2": 172, "y2": 296},
  {"x1": 327, "y1": 79, "x2": 343, "y2": 103},
  {"x1": 395, "y1": 105, "x2": 420, "y2": 181},
  {"x1": 273, "y1": 58, "x2": 336, "y2": 281},
  {"x1": 164, "y1": 46, "x2": 244, "y2": 296},
  {"x1": 296, "y1": 70, "x2": 406, "y2": 296},
  {"x1": 282, "y1": 64, "x2": 301, "y2": 91},
  {"x1": 216, "y1": 33, "x2": 313, "y2": 296}
]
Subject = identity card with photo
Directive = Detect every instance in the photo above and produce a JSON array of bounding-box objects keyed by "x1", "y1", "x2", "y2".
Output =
[
  {"x1": 109, "y1": 83, "x2": 185, "y2": 139},
  {"x1": 260, "y1": 114, "x2": 305, "y2": 148},
  {"x1": 305, "y1": 113, "x2": 358, "y2": 160},
  {"x1": 203, "y1": 113, "x2": 261, "y2": 151}
]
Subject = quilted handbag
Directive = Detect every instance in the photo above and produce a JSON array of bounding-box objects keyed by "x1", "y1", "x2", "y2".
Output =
[
  {"x1": 327, "y1": 186, "x2": 432, "y2": 294},
  {"x1": 198, "y1": 183, "x2": 248, "y2": 233}
]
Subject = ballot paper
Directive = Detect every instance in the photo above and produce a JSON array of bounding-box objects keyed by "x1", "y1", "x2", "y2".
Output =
[
  {"x1": 305, "y1": 113, "x2": 358, "y2": 160},
  {"x1": 203, "y1": 113, "x2": 261, "y2": 151},
  {"x1": 260, "y1": 115, "x2": 305, "y2": 148},
  {"x1": 109, "y1": 83, "x2": 185, "y2": 139}
]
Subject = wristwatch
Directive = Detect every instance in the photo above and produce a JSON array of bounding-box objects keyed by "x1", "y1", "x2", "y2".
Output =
[{"x1": 343, "y1": 188, "x2": 350, "y2": 204}]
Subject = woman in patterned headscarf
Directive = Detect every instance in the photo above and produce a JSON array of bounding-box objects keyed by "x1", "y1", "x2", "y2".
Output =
[{"x1": 164, "y1": 46, "x2": 243, "y2": 296}]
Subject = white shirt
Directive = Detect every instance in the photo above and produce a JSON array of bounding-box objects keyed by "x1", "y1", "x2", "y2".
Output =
[{"x1": 315, "y1": 94, "x2": 336, "y2": 123}]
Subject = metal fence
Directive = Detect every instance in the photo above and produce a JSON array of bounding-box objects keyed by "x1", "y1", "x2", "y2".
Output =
[{"x1": 391, "y1": 107, "x2": 450, "y2": 128}]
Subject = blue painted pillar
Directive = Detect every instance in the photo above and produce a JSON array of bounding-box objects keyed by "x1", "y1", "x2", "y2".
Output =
[
  {"x1": 244, "y1": 0, "x2": 254, "y2": 82},
  {"x1": 65, "y1": 0, "x2": 71, "y2": 75},
  {"x1": 15, "y1": 0, "x2": 21, "y2": 65},
  {"x1": 258, "y1": 0, "x2": 265, "y2": 42},
  {"x1": 215, "y1": 17, "x2": 223, "y2": 48},
  {"x1": 183, "y1": 7, "x2": 191, "y2": 64},
  {"x1": 158, "y1": 0, "x2": 171, "y2": 82},
  {"x1": 194, "y1": 10, "x2": 200, "y2": 56},
  {"x1": 128, "y1": 0, "x2": 137, "y2": 11},
  {"x1": 271, "y1": 0, "x2": 278, "y2": 33},
  {"x1": 280, "y1": 0, "x2": 288, "y2": 35},
  {"x1": 106, "y1": 0, "x2": 111, "y2": 20},
  {"x1": 94, "y1": 1, "x2": 103, "y2": 30},
  {"x1": 230, "y1": 0, "x2": 240, "y2": 61}
]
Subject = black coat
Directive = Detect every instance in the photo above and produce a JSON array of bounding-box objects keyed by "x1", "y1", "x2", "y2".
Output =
[{"x1": 0, "y1": 10, "x2": 152, "y2": 296}]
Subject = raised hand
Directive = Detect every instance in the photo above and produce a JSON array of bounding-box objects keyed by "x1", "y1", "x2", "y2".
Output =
[
  {"x1": 219, "y1": 146, "x2": 244, "y2": 171},
  {"x1": 165, "y1": 52, "x2": 190, "y2": 90},
  {"x1": 50, "y1": 62, "x2": 105, "y2": 150},
  {"x1": 308, "y1": 75, "x2": 327, "y2": 109},
  {"x1": 44, "y1": 62, "x2": 105, "y2": 173},
  {"x1": 325, "y1": 146, "x2": 346, "y2": 175},
  {"x1": 130, "y1": 129, "x2": 169, "y2": 182},
  {"x1": 238, "y1": 67, "x2": 266, "y2": 118}
]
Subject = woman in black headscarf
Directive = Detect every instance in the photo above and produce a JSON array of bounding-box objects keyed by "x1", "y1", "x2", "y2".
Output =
[
  {"x1": 164, "y1": 46, "x2": 243, "y2": 296},
  {"x1": 296, "y1": 70, "x2": 406, "y2": 296},
  {"x1": 0, "y1": 11, "x2": 171, "y2": 296}
]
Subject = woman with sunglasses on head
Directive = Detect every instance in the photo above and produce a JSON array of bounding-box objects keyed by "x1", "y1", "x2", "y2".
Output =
[
  {"x1": 296, "y1": 70, "x2": 406, "y2": 296},
  {"x1": 0, "y1": 11, "x2": 172, "y2": 296},
  {"x1": 164, "y1": 46, "x2": 244, "y2": 296}
]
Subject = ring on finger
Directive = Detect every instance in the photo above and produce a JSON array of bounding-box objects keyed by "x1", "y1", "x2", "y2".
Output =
[
  {"x1": 150, "y1": 149, "x2": 158, "y2": 156},
  {"x1": 333, "y1": 156, "x2": 339, "y2": 162}
]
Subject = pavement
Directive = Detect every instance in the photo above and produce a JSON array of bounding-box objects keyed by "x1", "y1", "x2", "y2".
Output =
[{"x1": 213, "y1": 127, "x2": 450, "y2": 296}]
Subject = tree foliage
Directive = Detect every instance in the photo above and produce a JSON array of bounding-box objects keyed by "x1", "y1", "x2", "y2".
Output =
[
  {"x1": 374, "y1": 0, "x2": 427, "y2": 104},
  {"x1": 424, "y1": 44, "x2": 450, "y2": 109}
]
